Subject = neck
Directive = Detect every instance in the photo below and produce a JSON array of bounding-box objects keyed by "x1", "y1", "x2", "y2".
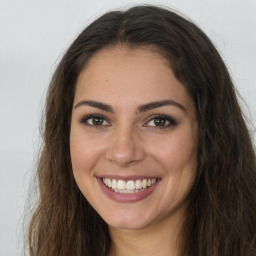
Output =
[{"x1": 108, "y1": 212, "x2": 185, "y2": 256}]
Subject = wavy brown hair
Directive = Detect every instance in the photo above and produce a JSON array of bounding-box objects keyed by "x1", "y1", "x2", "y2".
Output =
[{"x1": 26, "y1": 5, "x2": 256, "y2": 256}]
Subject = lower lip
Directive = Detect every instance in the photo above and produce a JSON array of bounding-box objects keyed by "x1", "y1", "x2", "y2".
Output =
[{"x1": 97, "y1": 178, "x2": 159, "y2": 203}]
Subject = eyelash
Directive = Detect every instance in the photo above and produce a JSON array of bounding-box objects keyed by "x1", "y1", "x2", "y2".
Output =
[
  {"x1": 145, "y1": 114, "x2": 177, "y2": 129},
  {"x1": 79, "y1": 114, "x2": 110, "y2": 128},
  {"x1": 79, "y1": 114, "x2": 177, "y2": 129}
]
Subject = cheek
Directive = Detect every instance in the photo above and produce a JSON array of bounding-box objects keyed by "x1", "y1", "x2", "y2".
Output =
[
  {"x1": 155, "y1": 130, "x2": 198, "y2": 202},
  {"x1": 70, "y1": 130, "x2": 107, "y2": 177},
  {"x1": 70, "y1": 136, "x2": 88, "y2": 172},
  {"x1": 70, "y1": 125, "x2": 91, "y2": 174},
  {"x1": 149, "y1": 129, "x2": 198, "y2": 171},
  {"x1": 70, "y1": 135, "x2": 98, "y2": 198}
]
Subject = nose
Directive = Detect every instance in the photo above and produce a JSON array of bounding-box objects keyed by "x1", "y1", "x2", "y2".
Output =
[{"x1": 105, "y1": 126, "x2": 146, "y2": 167}]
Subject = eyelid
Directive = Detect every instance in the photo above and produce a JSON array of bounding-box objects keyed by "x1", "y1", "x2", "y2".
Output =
[
  {"x1": 143, "y1": 114, "x2": 177, "y2": 128},
  {"x1": 79, "y1": 113, "x2": 111, "y2": 127},
  {"x1": 79, "y1": 113, "x2": 177, "y2": 129}
]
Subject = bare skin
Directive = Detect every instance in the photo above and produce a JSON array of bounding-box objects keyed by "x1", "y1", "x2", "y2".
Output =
[
  {"x1": 108, "y1": 204, "x2": 186, "y2": 256},
  {"x1": 70, "y1": 45, "x2": 198, "y2": 256}
]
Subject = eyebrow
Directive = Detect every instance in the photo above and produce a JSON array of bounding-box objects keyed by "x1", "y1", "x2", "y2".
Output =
[
  {"x1": 137, "y1": 100, "x2": 186, "y2": 113},
  {"x1": 74, "y1": 100, "x2": 114, "y2": 112},
  {"x1": 74, "y1": 99, "x2": 186, "y2": 113}
]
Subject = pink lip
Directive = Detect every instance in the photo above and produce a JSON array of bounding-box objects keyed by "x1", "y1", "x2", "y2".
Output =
[
  {"x1": 97, "y1": 177, "x2": 160, "y2": 203},
  {"x1": 98, "y1": 174, "x2": 159, "y2": 181}
]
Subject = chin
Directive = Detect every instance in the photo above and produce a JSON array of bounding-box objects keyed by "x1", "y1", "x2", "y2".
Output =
[
  {"x1": 107, "y1": 218, "x2": 151, "y2": 231},
  {"x1": 101, "y1": 208, "x2": 159, "y2": 231}
]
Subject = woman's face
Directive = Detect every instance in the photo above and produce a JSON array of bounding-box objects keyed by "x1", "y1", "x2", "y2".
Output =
[{"x1": 70, "y1": 46, "x2": 198, "y2": 230}]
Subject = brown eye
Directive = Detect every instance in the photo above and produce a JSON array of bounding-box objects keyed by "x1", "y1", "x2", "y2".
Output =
[
  {"x1": 80, "y1": 114, "x2": 110, "y2": 127},
  {"x1": 154, "y1": 118, "x2": 166, "y2": 126},
  {"x1": 145, "y1": 115, "x2": 177, "y2": 129},
  {"x1": 92, "y1": 117, "x2": 104, "y2": 125}
]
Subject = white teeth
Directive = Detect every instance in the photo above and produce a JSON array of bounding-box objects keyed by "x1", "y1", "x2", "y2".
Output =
[
  {"x1": 126, "y1": 180, "x2": 135, "y2": 190},
  {"x1": 135, "y1": 180, "x2": 142, "y2": 189},
  {"x1": 112, "y1": 179, "x2": 117, "y2": 189},
  {"x1": 102, "y1": 177, "x2": 157, "y2": 193},
  {"x1": 117, "y1": 180, "x2": 126, "y2": 190},
  {"x1": 112, "y1": 188, "x2": 147, "y2": 194},
  {"x1": 142, "y1": 179, "x2": 147, "y2": 188},
  {"x1": 122, "y1": 189, "x2": 135, "y2": 194}
]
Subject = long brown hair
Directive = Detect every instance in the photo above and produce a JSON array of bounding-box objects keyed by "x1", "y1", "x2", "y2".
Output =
[{"x1": 26, "y1": 5, "x2": 256, "y2": 256}]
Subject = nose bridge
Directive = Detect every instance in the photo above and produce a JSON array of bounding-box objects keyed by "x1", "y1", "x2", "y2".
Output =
[{"x1": 105, "y1": 122, "x2": 145, "y2": 167}]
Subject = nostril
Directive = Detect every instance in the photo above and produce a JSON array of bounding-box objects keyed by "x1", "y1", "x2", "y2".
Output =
[{"x1": 105, "y1": 140, "x2": 146, "y2": 167}]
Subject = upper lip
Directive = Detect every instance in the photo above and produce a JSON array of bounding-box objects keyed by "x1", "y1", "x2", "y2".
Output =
[{"x1": 97, "y1": 175, "x2": 160, "y2": 181}]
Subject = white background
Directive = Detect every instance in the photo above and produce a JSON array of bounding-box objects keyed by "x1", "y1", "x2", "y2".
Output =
[{"x1": 0, "y1": 0, "x2": 255, "y2": 255}]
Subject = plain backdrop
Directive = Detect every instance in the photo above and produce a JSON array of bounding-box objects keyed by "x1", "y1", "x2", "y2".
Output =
[{"x1": 0, "y1": 0, "x2": 255, "y2": 255}]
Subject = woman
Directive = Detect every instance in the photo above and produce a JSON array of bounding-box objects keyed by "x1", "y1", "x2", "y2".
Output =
[{"x1": 27, "y1": 5, "x2": 256, "y2": 256}]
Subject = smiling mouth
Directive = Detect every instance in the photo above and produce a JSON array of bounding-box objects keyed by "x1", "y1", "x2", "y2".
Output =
[{"x1": 101, "y1": 178, "x2": 158, "y2": 194}]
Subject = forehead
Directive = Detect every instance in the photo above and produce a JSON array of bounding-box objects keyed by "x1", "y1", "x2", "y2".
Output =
[
  {"x1": 74, "y1": 46, "x2": 195, "y2": 114},
  {"x1": 79, "y1": 45, "x2": 171, "y2": 85}
]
